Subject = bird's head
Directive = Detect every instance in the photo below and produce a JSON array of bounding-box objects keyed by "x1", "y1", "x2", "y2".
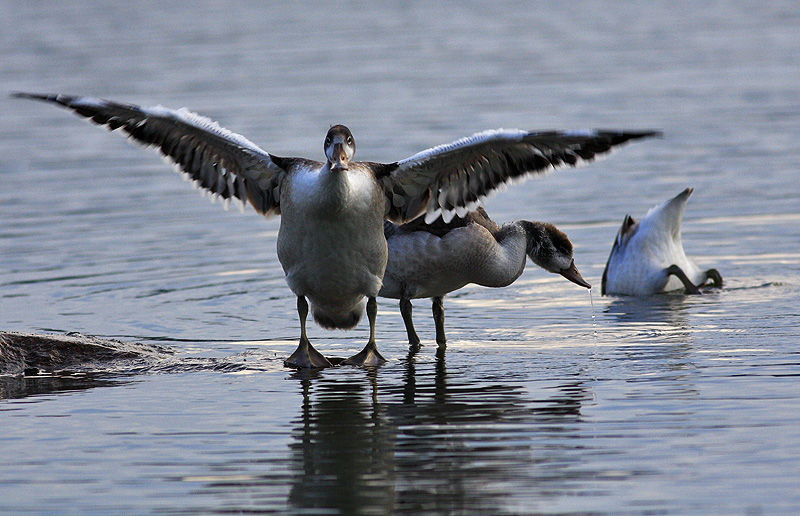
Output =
[
  {"x1": 523, "y1": 221, "x2": 592, "y2": 289},
  {"x1": 324, "y1": 125, "x2": 355, "y2": 172}
]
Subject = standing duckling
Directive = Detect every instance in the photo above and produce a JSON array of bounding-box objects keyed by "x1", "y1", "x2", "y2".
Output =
[
  {"x1": 381, "y1": 207, "x2": 591, "y2": 346},
  {"x1": 602, "y1": 188, "x2": 722, "y2": 296}
]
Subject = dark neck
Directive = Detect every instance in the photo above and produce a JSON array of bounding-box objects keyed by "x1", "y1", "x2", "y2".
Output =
[{"x1": 517, "y1": 220, "x2": 548, "y2": 258}]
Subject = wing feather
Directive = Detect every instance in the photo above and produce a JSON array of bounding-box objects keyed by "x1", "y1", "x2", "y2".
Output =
[
  {"x1": 12, "y1": 92, "x2": 310, "y2": 217},
  {"x1": 601, "y1": 214, "x2": 638, "y2": 295},
  {"x1": 380, "y1": 128, "x2": 660, "y2": 223}
]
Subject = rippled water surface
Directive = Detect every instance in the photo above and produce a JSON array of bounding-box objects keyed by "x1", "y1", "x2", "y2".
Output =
[{"x1": 2, "y1": 1, "x2": 800, "y2": 514}]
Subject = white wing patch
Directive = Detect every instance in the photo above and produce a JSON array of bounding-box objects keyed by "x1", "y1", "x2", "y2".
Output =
[
  {"x1": 148, "y1": 105, "x2": 267, "y2": 156},
  {"x1": 398, "y1": 129, "x2": 527, "y2": 167}
]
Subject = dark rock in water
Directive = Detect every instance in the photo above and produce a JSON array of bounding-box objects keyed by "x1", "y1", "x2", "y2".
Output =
[
  {"x1": 0, "y1": 331, "x2": 282, "y2": 399},
  {"x1": 0, "y1": 331, "x2": 173, "y2": 377}
]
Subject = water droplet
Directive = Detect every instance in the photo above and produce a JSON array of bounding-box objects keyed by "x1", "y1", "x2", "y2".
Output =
[{"x1": 589, "y1": 288, "x2": 598, "y2": 340}]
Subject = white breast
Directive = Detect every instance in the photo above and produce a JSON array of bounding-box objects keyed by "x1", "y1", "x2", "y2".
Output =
[{"x1": 277, "y1": 165, "x2": 388, "y2": 312}]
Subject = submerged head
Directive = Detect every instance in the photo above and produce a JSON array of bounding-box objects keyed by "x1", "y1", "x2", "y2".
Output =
[
  {"x1": 324, "y1": 125, "x2": 355, "y2": 172},
  {"x1": 521, "y1": 221, "x2": 591, "y2": 289}
]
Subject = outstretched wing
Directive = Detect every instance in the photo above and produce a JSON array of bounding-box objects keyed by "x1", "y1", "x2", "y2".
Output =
[
  {"x1": 13, "y1": 92, "x2": 308, "y2": 217},
  {"x1": 379, "y1": 128, "x2": 660, "y2": 223}
]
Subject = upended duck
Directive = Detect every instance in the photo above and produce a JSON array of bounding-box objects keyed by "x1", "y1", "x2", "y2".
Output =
[
  {"x1": 15, "y1": 92, "x2": 658, "y2": 368},
  {"x1": 381, "y1": 207, "x2": 591, "y2": 346},
  {"x1": 602, "y1": 188, "x2": 722, "y2": 296}
]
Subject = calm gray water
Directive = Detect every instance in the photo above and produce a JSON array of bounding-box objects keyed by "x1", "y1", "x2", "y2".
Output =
[{"x1": 2, "y1": 1, "x2": 800, "y2": 514}]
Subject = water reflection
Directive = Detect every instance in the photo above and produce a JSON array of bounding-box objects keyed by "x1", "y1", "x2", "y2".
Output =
[
  {"x1": 602, "y1": 295, "x2": 702, "y2": 385},
  {"x1": 388, "y1": 347, "x2": 589, "y2": 515},
  {"x1": 0, "y1": 372, "x2": 129, "y2": 400},
  {"x1": 281, "y1": 347, "x2": 594, "y2": 515},
  {"x1": 604, "y1": 294, "x2": 692, "y2": 326},
  {"x1": 288, "y1": 368, "x2": 396, "y2": 514}
]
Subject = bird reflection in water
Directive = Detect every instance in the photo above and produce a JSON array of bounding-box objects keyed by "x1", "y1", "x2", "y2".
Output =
[
  {"x1": 287, "y1": 367, "x2": 395, "y2": 513},
  {"x1": 284, "y1": 345, "x2": 593, "y2": 515}
]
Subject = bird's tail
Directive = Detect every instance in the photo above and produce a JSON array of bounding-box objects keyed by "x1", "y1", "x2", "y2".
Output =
[{"x1": 310, "y1": 301, "x2": 364, "y2": 330}]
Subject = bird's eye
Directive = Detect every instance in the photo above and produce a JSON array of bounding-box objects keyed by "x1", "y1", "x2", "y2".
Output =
[
  {"x1": 346, "y1": 136, "x2": 353, "y2": 146},
  {"x1": 325, "y1": 137, "x2": 331, "y2": 146}
]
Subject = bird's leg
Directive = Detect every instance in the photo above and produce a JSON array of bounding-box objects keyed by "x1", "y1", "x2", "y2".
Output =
[
  {"x1": 341, "y1": 297, "x2": 386, "y2": 366},
  {"x1": 665, "y1": 264, "x2": 701, "y2": 295},
  {"x1": 284, "y1": 296, "x2": 332, "y2": 369},
  {"x1": 400, "y1": 297, "x2": 421, "y2": 348},
  {"x1": 432, "y1": 296, "x2": 446, "y2": 346},
  {"x1": 700, "y1": 268, "x2": 723, "y2": 288}
]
